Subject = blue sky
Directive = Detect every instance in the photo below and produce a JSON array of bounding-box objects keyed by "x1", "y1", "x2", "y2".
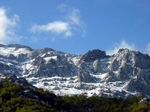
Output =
[{"x1": 0, "y1": 0, "x2": 150, "y2": 54}]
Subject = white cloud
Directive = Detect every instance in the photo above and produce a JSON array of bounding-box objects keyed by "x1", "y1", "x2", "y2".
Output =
[
  {"x1": 0, "y1": 7, "x2": 19, "y2": 44},
  {"x1": 30, "y1": 5, "x2": 84, "y2": 38},
  {"x1": 69, "y1": 9, "x2": 80, "y2": 25},
  {"x1": 146, "y1": 43, "x2": 150, "y2": 55},
  {"x1": 107, "y1": 40, "x2": 136, "y2": 55},
  {"x1": 31, "y1": 21, "x2": 72, "y2": 37}
]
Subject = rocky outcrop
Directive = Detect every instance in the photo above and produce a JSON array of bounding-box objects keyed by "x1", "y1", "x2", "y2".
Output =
[
  {"x1": 80, "y1": 49, "x2": 107, "y2": 62},
  {"x1": 93, "y1": 59, "x2": 102, "y2": 73}
]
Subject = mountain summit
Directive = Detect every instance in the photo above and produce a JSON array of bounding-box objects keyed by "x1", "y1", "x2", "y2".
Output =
[{"x1": 0, "y1": 44, "x2": 150, "y2": 98}]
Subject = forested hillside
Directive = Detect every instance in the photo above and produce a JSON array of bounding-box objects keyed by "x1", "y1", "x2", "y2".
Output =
[{"x1": 0, "y1": 76, "x2": 150, "y2": 112}]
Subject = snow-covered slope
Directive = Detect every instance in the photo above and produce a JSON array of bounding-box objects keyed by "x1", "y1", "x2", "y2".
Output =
[{"x1": 0, "y1": 44, "x2": 150, "y2": 98}]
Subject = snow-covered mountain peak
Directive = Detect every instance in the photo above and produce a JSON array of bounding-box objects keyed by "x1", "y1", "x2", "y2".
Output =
[
  {"x1": 0, "y1": 44, "x2": 32, "y2": 58},
  {"x1": 0, "y1": 44, "x2": 150, "y2": 98}
]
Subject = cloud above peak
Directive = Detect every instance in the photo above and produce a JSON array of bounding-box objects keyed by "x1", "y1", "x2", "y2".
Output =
[
  {"x1": 107, "y1": 40, "x2": 136, "y2": 55},
  {"x1": 146, "y1": 43, "x2": 150, "y2": 55},
  {"x1": 0, "y1": 7, "x2": 19, "y2": 44},
  {"x1": 30, "y1": 5, "x2": 84, "y2": 38}
]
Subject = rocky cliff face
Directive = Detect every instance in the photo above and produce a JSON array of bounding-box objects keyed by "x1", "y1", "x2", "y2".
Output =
[{"x1": 0, "y1": 44, "x2": 150, "y2": 98}]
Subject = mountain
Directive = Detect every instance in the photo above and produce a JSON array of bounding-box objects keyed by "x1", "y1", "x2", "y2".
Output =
[
  {"x1": 0, "y1": 44, "x2": 150, "y2": 98},
  {"x1": 0, "y1": 76, "x2": 149, "y2": 112}
]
